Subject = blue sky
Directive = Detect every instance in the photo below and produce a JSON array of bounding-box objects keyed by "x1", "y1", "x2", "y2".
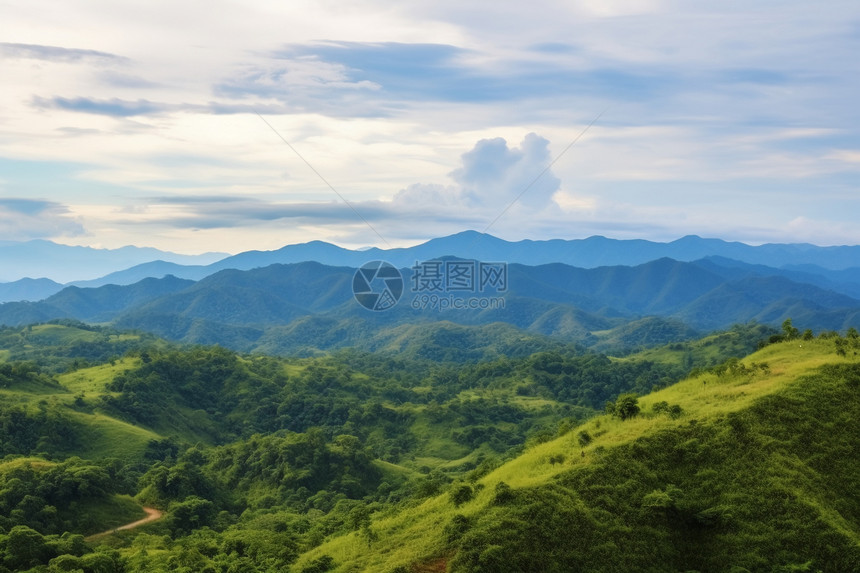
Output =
[{"x1": 1, "y1": 0, "x2": 859, "y2": 253}]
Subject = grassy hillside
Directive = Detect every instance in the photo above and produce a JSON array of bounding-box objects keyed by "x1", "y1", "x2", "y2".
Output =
[
  {"x1": 616, "y1": 321, "x2": 776, "y2": 369},
  {"x1": 4, "y1": 320, "x2": 856, "y2": 572},
  {"x1": 0, "y1": 320, "x2": 164, "y2": 372},
  {"x1": 0, "y1": 355, "x2": 161, "y2": 461},
  {"x1": 290, "y1": 336, "x2": 860, "y2": 572}
]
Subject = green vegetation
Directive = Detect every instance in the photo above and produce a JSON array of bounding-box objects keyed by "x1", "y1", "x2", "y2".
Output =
[
  {"x1": 0, "y1": 321, "x2": 163, "y2": 373},
  {"x1": 291, "y1": 335, "x2": 860, "y2": 572},
  {"x1": 0, "y1": 320, "x2": 859, "y2": 572},
  {"x1": 0, "y1": 457, "x2": 143, "y2": 535}
]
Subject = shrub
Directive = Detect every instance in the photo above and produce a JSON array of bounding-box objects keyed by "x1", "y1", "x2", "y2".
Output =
[
  {"x1": 450, "y1": 484, "x2": 474, "y2": 507},
  {"x1": 609, "y1": 394, "x2": 640, "y2": 421},
  {"x1": 577, "y1": 430, "x2": 592, "y2": 447},
  {"x1": 492, "y1": 482, "x2": 514, "y2": 505}
]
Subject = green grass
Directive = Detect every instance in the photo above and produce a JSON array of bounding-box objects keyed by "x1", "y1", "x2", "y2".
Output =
[
  {"x1": 56, "y1": 357, "x2": 140, "y2": 393},
  {"x1": 27, "y1": 324, "x2": 104, "y2": 343},
  {"x1": 0, "y1": 456, "x2": 55, "y2": 472},
  {"x1": 72, "y1": 494, "x2": 147, "y2": 536},
  {"x1": 290, "y1": 338, "x2": 859, "y2": 572},
  {"x1": 68, "y1": 410, "x2": 161, "y2": 460},
  {"x1": 373, "y1": 459, "x2": 422, "y2": 482},
  {"x1": 619, "y1": 323, "x2": 773, "y2": 369},
  {"x1": 1, "y1": 358, "x2": 162, "y2": 460}
]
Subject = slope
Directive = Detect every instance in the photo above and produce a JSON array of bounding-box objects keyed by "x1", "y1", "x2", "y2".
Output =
[
  {"x1": 0, "y1": 357, "x2": 160, "y2": 461},
  {"x1": 291, "y1": 336, "x2": 860, "y2": 572}
]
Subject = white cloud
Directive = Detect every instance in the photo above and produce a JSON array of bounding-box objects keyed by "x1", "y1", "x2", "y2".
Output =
[
  {"x1": 392, "y1": 133, "x2": 560, "y2": 214},
  {"x1": 1, "y1": 0, "x2": 860, "y2": 251},
  {"x1": 827, "y1": 150, "x2": 860, "y2": 164}
]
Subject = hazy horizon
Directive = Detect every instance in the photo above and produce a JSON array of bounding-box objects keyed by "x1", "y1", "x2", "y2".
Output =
[{"x1": 5, "y1": 229, "x2": 860, "y2": 260}]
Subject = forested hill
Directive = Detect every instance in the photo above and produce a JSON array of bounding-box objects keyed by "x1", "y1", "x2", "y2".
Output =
[
  {"x1": 293, "y1": 335, "x2": 860, "y2": 572},
  {"x1": 1, "y1": 322, "x2": 858, "y2": 571},
  {"x1": 2, "y1": 256, "x2": 859, "y2": 357}
]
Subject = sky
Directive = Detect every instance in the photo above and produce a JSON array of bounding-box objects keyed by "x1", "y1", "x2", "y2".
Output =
[{"x1": 1, "y1": 0, "x2": 859, "y2": 254}]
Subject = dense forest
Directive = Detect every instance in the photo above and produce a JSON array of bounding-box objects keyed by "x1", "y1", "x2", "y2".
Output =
[{"x1": 1, "y1": 320, "x2": 857, "y2": 572}]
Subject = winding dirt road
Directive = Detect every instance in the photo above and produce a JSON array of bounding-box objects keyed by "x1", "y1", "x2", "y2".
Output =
[{"x1": 85, "y1": 507, "x2": 164, "y2": 541}]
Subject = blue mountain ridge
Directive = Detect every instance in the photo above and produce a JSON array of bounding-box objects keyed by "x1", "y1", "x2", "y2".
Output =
[
  {"x1": 2, "y1": 257, "x2": 858, "y2": 356},
  {"x1": 19, "y1": 231, "x2": 860, "y2": 291}
]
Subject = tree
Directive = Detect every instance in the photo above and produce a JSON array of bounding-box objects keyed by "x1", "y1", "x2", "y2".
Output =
[
  {"x1": 782, "y1": 318, "x2": 800, "y2": 340},
  {"x1": 2, "y1": 525, "x2": 52, "y2": 570},
  {"x1": 610, "y1": 394, "x2": 640, "y2": 421},
  {"x1": 444, "y1": 514, "x2": 470, "y2": 543}
]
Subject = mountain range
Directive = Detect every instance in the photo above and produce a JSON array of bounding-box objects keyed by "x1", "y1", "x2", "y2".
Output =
[
  {"x1": 2, "y1": 253, "x2": 858, "y2": 355},
  {"x1": 0, "y1": 239, "x2": 226, "y2": 284},
  {"x1": 5, "y1": 231, "x2": 860, "y2": 291}
]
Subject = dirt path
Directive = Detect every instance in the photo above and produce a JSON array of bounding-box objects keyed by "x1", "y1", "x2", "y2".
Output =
[{"x1": 85, "y1": 507, "x2": 164, "y2": 541}]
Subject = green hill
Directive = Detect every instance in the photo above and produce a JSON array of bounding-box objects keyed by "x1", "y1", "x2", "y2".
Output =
[
  {"x1": 3, "y1": 321, "x2": 858, "y2": 572},
  {"x1": 0, "y1": 320, "x2": 164, "y2": 372},
  {"x1": 5, "y1": 257, "x2": 860, "y2": 358},
  {"x1": 290, "y1": 337, "x2": 860, "y2": 572}
]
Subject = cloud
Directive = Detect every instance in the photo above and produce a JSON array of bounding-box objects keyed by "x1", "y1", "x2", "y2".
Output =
[
  {"x1": 827, "y1": 150, "x2": 860, "y2": 164},
  {"x1": 394, "y1": 133, "x2": 561, "y2": 213},
  {"x1": 98, "y1": 71, "x2": 161, "y2": 89},
  {"x1": 262, "y1": 41, "x2": 670, "y2": 107},
  {"x1": 0, "y1": 198, "x2": 84, "y2": 240},
  {"x1": 33, "y1": 96, "x2": 172, "y2": 117},
  {"x1": 110, "y1": 132, "x2": 561, "y2": 234},
  {"x1": 3, "y1": 1, "x2": 860, "y2": 252},
  {"x1": 452, "y1": 133, "x2": 560, "y2": 209},
  {"x1": 115, "y1": 196, "x2": 394, "y2": 229},
  {"x1": 0, "y1": 42, "x2": 127, "y2": 64},
  {"x1": 31, "y1": 95, "x2": 299, "y2": 118},
  {"x1": 0, "y1": 198, "x2": 58, "y2": 216},
  {"x1": 215, "y1": 58, "x2": 383, "y2": 116}
]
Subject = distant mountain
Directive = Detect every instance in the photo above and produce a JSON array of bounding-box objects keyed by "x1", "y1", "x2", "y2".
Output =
[
  {"x1": 7, "y1": 232, "x2": 858, "y2": 299},
  {"x1": 0, "y1": 278, "x2": 64, "y2": 303},
  {"x1": 3, "y1": 256, "x2": 857, "y2": 355},
  {"x1": 204, "y1": 230, "x2": 860, "y2": 272},
  {"x1": 0, "y1": 275, "x2": 195, "y2": 325},
  {"x1": 68, "y1": 261, "x2": 212, "y2": 289},
  {"x1": 58, "y1": 231, "x2": 860, "y2": 291},
  {"x1": 675, "y1": 275, "x2": 860, "y2": 331},
  {"x1": 0, "y1": 239, "x2": 227, "y2": 283},
  {"x1": 695, "y1": 256, "x2": 860, "y2": 299},
  {"x1": 779, "y1": 263, "x2": 860, "y2": 293}
]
